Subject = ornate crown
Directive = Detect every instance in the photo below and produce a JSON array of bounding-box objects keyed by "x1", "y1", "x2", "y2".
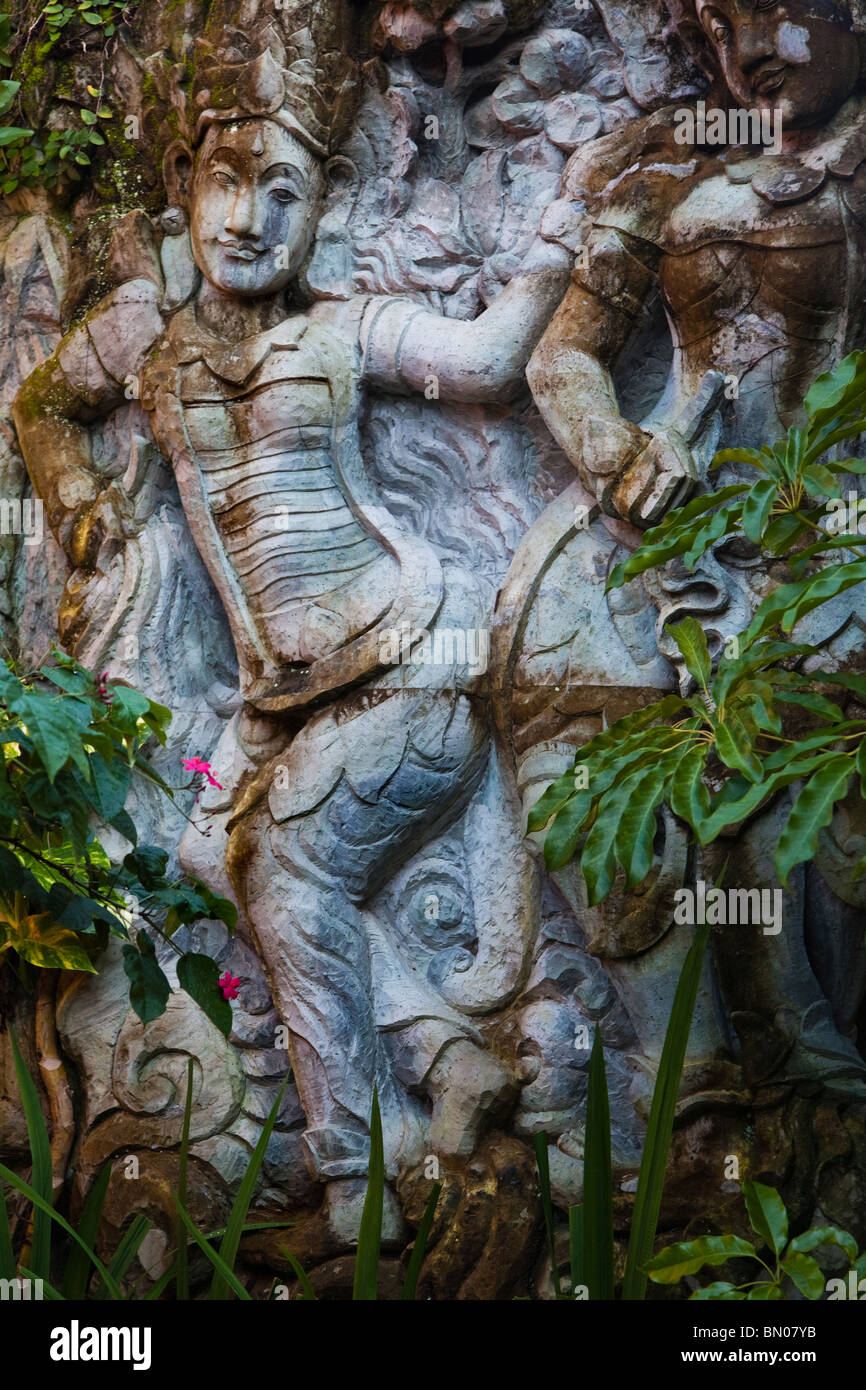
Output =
[{"x1": 192, "y1": 0, "x2": 360, "y2": 158}]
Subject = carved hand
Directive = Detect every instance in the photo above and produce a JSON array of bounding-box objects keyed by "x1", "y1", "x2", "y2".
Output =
[{"x1": 608, "y1": 425, "x2": 696, "y2": 529}]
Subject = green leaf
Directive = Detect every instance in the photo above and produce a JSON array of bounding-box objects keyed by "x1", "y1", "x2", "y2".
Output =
[
  {"x1": 746, "y1": 1281, "x2": 784, "y2": 1300},
  {"x1": 744, "y1": 560, "x2": 866, "y2": 646},
  {"x1": 716, "y1": 710, "x2": 763, "y2": 783},
  {"x1": 279, "y1": 1247, "x2": 317, "y2": 1300},
  {"x1": 789, "y1": 1225, "x2": 859, "y2": 1264},
  {"x1": 121, "y1": 934, "x2": 170, "y2": 1025},
  {"x1": 622, "y1": 922, "x2": 711, "y2": 1301},
  {"x1": 80, "y1": 107, "x2": 97, "y2": 124},
  {"x1": 781, "y1": 1252, "x2": 825, "y2": 1300},
  {"x1": 61, "y1": 1162, "x2": 111, "y2": 1297},
  {"x1": 646, "y1": 1233, "x2": 760, "y2": 1283},
  {"x1": 10, "y1": 1030, "x2": 52, "y2": 1280},
  {"x1": 94, "y1": 1213, "x2": 152, "y2": 1299},
  {"x1": 0, "y1": 127, "x2": 34, "y2": 145},
  {"x1": 527, "y1": 769, "x2": 583, "y2": 833},
  {"x1": 742, "y1": 1180, "x2": 788, "y2": 1256},
  {"x1": 211, "y1": 1075, "x2": 288, "y2": 1300},
  {"x1": 741, "y1": 478, "x2": 780, "y2": 544},
  {"x1": 353, "y1": 1083, "x2": 385, "y2": 1301},
  {"x1": 583, "y1": 1030, "x2": 614, "y2": 1301},
  {"x1": 0, "y1": 1161, "x2": 121, "y2": 1298},
  {"x1": 174, "y1": 1202, "x2": 250, "y2": 1301},
  {"x1": 670, "y1": 744, "x2": 711, "y2": 834},
  {"x1": 667, "y1": 616, "x2": 711, "y2": 690},
  {"x1": 401, "y1": 1182, "x2": 441, "y2": 1301},
  {"x1": 776, "y1": 755, "x2": 854, "y2": 886},
  {"x1": 533, "y1": 1131, "x2": 562, "y2": 1298},
  {"x1": 569, "y1": 1204, "x2": 584, "y2": 1297},
  {"x1": 690, "y1": 1281, "x2": 747, "y2": 1300},
  {"x1": 177, "y1": 952, "x2": 232, "y2": 1036}
]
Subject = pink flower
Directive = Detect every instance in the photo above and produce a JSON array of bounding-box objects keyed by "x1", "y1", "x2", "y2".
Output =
[
  {"x1": 218, "y1": 971, "x2": 241, "y2": 1002},
  {"x1": 182, "y1": 756, "x2": 223, "y2": 790}
]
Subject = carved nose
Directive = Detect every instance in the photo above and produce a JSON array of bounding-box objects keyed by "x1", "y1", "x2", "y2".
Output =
[
  {"x1": 736, "y1": 22, "x2": 776, "y2": 76},
  {"x1": 226, "y1": 189, "x2": 260, "y2": 240}
]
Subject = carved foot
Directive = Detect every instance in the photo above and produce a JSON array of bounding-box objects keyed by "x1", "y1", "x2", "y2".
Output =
[{"x1": 427, "y1": 1041, "x2": 518, "y2": 1158}]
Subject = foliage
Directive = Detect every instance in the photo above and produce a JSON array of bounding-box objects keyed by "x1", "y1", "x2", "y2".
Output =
[
  {"x1": 0, "y1": 650, "x2": 237, "y2": 1032},
  {"x1": 646, "y1": 1181, "x2": 866, "y2": 1300},
  {"x1": 1, "y1": 1044, "x2": 439, "y2": 1300},
  {"x1": 535, "y1": 920, "x2": 709, "y2": 1299},
  {"x1": 0, "y1": 1039, "x2": 294, "y2": 1299},
  {"x1": 0, "y1": 4, "x2": 127, "y2": 195},
  {"x1": 531, "y1": 352, "x2": 866, "y2": 901}
]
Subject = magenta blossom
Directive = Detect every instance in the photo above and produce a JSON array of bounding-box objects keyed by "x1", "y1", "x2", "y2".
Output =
[
  {"x1": 218, "y1": 971, "x2": 241, "y2": 1002},
  {"x1": 182, "y1": 756, "x2": 223, "y2": 790}
]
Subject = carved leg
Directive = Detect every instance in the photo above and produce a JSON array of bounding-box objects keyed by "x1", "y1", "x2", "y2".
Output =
[{"x1": 226, "y1": 684, "x2": 507, "y2": 1243}]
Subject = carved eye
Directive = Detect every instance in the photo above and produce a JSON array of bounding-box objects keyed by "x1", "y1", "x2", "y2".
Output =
[
  {"x1": 709, "y1": 18, "x2": 732, "y2": 44},
  {"x1": 211, "y1": 167, "x2": 237, "y2": 189},
  {"x1": 270, "y1": 187, "x2": 298, "y2": 204}
]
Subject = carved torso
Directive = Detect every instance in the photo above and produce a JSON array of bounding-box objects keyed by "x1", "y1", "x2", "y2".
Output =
[{"x1": 139, "y1": 304, "x2": 424, "y2": 707}]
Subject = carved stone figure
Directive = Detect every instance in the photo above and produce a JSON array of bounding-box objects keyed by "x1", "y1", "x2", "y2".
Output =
[
  {"x1": 494, "y1": 0, "x2": 866, "y2": 1158},
  {"x1": 12, "y1": 0, "x2": 569, "y2": 1252}
]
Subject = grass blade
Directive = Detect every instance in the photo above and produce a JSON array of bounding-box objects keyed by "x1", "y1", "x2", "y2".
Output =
[
  {"x1": 176, "y1": 1057, "x2": 194, "y2": 1301},
  {"x1": 210, "y1": 1074, "x2": 288, "y2": 1299},
  {"x1": 621, "y1": 921, "x2": 710, "y2": 1301},
  {"x1": 280, "y1": 1246, "x2": 317, "y2": 1300},
  {"x1": 18, "y1": 1265, "x2": 65, "y2": 1300},
  {"x1": 569, "y1": 1204, "x2": 584, "y2": 1297},
  {"x1": 584, "y1": 1028, "x2": 614, "y2": 1300},
  {"x1": 61, "y1": 1162, "x2": 111, "y2": 1299},
  {"x1": 0, "y1": 1162, "x2": 121, "y2": 1298},
  {"x1": 400, "y1": 1181, "x2": 441, "y2": 1301},
  {"x1": 532, "y1": 1131, "x2": 562, "y2": 1298},
  {"x1": 10, "y1": 1029, "x2": 53, "y2": 1281},
  {"x1": 0, "y1": 1176, "x2": 14, "y2": 1278},
  {"x1": 175, "y1": 1199, "x2": 250, "y2": 1300},
  {"x1": 353, "y1": 1084, "x2": 384, "y2": 1301},
  {"x1": 94, "y1": 1213, "x2": 152, "y2": 1299}
]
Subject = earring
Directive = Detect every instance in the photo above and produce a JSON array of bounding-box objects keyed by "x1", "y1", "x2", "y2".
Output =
[{"x1": 160, "y1": 205, "x2": 188, "y2": 236}]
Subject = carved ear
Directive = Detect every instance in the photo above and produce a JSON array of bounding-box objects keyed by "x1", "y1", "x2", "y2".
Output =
[
  {"x1": 163, "y1": 140, "x2": 195, "y2": 209},
  {"x1": 323, "y1": 155, "x2": 359, "y2": 205}
]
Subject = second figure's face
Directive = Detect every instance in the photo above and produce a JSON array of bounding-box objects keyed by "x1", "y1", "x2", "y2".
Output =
[
  {"x1": 695, "y1": 0, "x2": 861, "y2": 127},
  {"x1": 190, "y1": 119, "x2": 323, "y2": 299}
]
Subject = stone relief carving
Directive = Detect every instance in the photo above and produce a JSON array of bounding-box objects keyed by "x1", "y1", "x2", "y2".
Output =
[{"x1": 2, "y1": 0, "x2": 866, "y2": 1296}]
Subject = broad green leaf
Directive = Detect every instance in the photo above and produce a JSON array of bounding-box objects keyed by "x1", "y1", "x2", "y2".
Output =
[
  {"x1": 742, "y1": 1180, "x2": 787, "y2": 1256},
  {"x1": 527, "y1": 769, "x2": 581, "y2": 833},
  {"x1": 669, "y1": 745, "x2": 711, "y2": 834},
  {"x1": 121, "y1": 935, "x2": 170, "y2": 1025},
  {"x1": 178, "y1": 952, "x2": 232, "y2": 1037},
  {"x1": 781, "y1": 1252, "x2": 824, "y2": 1300},
  {"x1": 741, "y1": 478, "x2": 779, "y2": 543},
  {"x1": 667, "y1": 616, "x2": 711, "y2": 689},
  {"x1": 789, "y1": 1225, "x2": 858, "y2": 1264},
  {"x1": 716, "y1": 710, "x2": 763, "y2": 783},
  {"x1": 646, "y1": 1233, "x2": 759, "y2": 1283},
  {"x1": 776, "y1": 755, "x2": 853, "y2": 885}
]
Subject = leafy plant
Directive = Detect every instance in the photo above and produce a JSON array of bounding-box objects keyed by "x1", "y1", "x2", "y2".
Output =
[
  {"x1": 646, "y1": 1181, "x2": 866, "y2": 1300},
  {"x1": 531, "y1": 352, "x2": 866, "y2": 902},
  {"x1": 0, "y1": 651, "x2": 237, "y2": 1031},
  {"x1": 0, "y1": 4, "x2": 123, "y2": 195}
]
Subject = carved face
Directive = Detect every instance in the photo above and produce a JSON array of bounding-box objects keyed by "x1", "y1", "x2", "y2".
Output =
[
  {"x1": 189, "y1": 119, "x2": 324, "y2": 298},
  {"x1": 694, "y1": 0, "x2": 861, "y2": 126}
]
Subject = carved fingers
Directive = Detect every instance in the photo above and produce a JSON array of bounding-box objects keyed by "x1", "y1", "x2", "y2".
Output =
[{"x1": 609, "y1": 425, "x2": 697, "y2": 528}]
